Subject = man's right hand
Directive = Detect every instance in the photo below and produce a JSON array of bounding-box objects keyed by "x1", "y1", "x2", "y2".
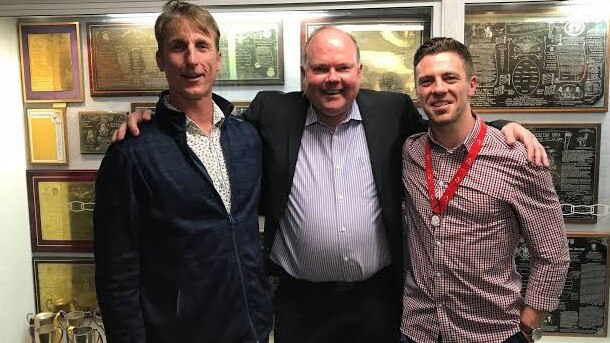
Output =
[{"x1": 112, "y1": 109, "x2": 154, "y2": 142}]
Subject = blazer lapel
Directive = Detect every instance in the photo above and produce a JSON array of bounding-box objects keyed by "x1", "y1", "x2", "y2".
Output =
[
  {"x1": 357, "y1": 91, "x2": 385, "y2": 198},
  {"x1": 279, "y1": 93, "x2": 308, "y2": 219}
]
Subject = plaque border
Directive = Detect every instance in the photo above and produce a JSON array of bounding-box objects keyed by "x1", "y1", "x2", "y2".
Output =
[
  {"x1": 26, "y1": 108, "x2": 69, "y2": 165},
  {"x1": 300, "y1": 16, "x2": 430, "y2": 102},
  {"x1": 18, "y1": 22, "x2": 85, "y2": 103},
  {"x1": 523, "y1": 122, "x2": 601, "y2": 223},
  {"x1": 465, "y1": 5, "x2": 609, "y2": 113},
  {"x1": 32, "y1": 256, "x2": 96, "y2": 313},
  {"x1": 26, "y1": 170, "x2": 97, "y2": 252}
]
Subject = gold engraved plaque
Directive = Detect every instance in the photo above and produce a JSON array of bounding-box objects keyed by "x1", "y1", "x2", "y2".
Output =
[
  {"x1": 26, "y1": 108, "x2": 68, "y2": 165},
  {"x1": 79, "y1": 111, "x2": 127, "y2": 154},
  {"x1": 28, "y1": 33, "x2": 73, "y2": 92},
  {"x1": 27, "y1": 170, "x2": 97, "y2": 252},
  {"x1": 217, "y1": 19, "x2": 283, "y2": 85},
  {"x1": 88, "y1": 23, "x2": 167, "y2": 96},
  {"x1": 34, "y1": 259, "x2": 98, "y2": 313},
  {"x1": 19, "y1": 22, "x2": 84, "y2": 102},
  {"x1": 38, "y1": 181, "x2": 94, "y2": 241}
]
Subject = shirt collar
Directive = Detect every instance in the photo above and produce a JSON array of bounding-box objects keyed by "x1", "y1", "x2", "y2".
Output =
[
  {"x1": 427, "y1": 110, "x2": 482, "y2": 152},
  {"x1": 305, "y1": 101, "x2": 362, "y2": 127},
  {"x1": 163, "y1": 95, "x2": 225, "y2": 132}
]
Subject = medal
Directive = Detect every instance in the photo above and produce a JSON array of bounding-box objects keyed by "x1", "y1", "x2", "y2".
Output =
[
  {"x1": 431, "y1": 214, "x2": 441, "y2": 227},
  {"x1": 425, "y1": 121, "x2": 487, "y2": 228}
]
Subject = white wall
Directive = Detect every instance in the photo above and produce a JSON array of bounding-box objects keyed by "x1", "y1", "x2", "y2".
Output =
[{"x1": 0, "y1": 17, "x2": 35, "y2": 343}]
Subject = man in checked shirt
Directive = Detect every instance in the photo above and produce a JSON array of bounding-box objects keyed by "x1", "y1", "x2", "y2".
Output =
[{"x1": 401, "y1": 37, "x2": 570, "y2": 343}]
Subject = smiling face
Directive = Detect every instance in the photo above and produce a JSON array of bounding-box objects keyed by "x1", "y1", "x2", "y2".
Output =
[
  {"x1": 415, "y1": 51, "x2": 477, "y2": 128},
  {"x1": 301, "y1": 28, "x2": 362, "y2": 127},
  {"x1": 156, "y1": 18, "x2": 221, "y2": 106}
]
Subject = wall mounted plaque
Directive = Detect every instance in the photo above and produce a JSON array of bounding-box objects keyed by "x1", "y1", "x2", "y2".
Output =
[
  {"x1": 27, "y1": 170, "x2": 97, "y2": 252},
  {"x1": 33, "y1": 257, "x2": 98, "y2": 313},
  {"x1": 465, "y1": 6, "x2": 609, "y2": 112},
  {"x1": 130, "y1": 102, "x2": 156, "y2": 114},
  {"x1": 232, "y1": 101, "x2": 250, "y2": 116},
  {"x1": 26, "y1": 108, "x2": 68, "y2": 165},
  {"x1": 19, "y1": 22, "x2": 84, "y2": 103},
  {"x1": 88, "y1": 19, "x2": 284, "y2": 96},
  {"x1": 216, "y1": 18, "x2": 283, "y2": 85},
  {"x1": 524, "y1": 123, "x2": 600, "y2": 223},
  {"x1": 515, "y1": 232, "x2": 609, "y2": 336},
  {"x1": 87, "y1": 23, "x2": 165, "y2": 96},
  {"x1": 302, "y1": 19, "x2": 428, "y2": 99},
  {"x1": 79, "y1": 111, "x2": 126, "y2": 154}
]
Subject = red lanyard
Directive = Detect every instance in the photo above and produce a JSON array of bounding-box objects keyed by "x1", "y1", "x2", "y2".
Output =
[{"x1": 424, "y1": 122, "x2": 487, "y2": 217}]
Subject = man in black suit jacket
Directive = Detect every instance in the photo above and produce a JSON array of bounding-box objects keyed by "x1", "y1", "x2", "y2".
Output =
[
  {"x1": 116, "y1": 26, "x2": 546, "y2": 343},
  {"x1": 244, "y1": 27, "x2": 546, "y2": 343}
]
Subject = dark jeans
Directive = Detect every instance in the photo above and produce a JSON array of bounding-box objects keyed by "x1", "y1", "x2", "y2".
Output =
[
  {"x1": 401, "y1": 331, "x2": 528, "y2": 343},
  {"x1": 273, "y1": 267, "x2": 401, "y2": 343}
]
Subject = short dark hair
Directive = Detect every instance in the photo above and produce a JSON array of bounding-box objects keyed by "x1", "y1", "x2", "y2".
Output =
[
  {"x1": 155, "y1": 0, "x2": 220, "y2": 52},
  {"x1": 413, "y1": 37, "x2": 473, "y2": 77}
]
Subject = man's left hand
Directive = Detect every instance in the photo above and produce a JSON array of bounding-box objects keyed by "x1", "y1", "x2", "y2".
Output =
[{"x1": 501, "y1": 122, "x2": 549, "y2": 167}]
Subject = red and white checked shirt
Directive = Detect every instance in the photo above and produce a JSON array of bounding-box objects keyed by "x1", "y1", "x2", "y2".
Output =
[{"x1": 401, "y1": 114, "x2": 570, "y2": 343}]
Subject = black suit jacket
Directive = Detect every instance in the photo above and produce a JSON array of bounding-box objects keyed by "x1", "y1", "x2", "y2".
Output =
[{"x1": 244, "y1": 89, "x2": 427, "y2": 285}]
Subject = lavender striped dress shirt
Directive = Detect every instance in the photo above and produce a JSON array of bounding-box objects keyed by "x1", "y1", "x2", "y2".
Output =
[{"x1": 270, "y1": 102, "x2": 391, "y2": 282}]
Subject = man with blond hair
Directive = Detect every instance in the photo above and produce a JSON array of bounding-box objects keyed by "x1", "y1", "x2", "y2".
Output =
[{"x1": 94, "y1": 1, "x2": 272, "y2": 342}]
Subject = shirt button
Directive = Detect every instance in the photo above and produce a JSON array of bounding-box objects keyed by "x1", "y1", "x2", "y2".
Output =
[
  {"x1": 338, "y1": 194, "x2": 344, "y2": 200},
  {"x1": 343, "y1": 256, "x2": 349, "y2": 262},
  {"x1": 436, "y1": 241, "x2": 442, "y2": 246},
  {"x1": 436, "y1": 272, "x2": 441, "y2": 277},
  {"x1": 336, "y1": 165, "x2": 341, "y2": 170},
  {"x1": 340, "y1": 226, "x2": 346, "y2": 232}
]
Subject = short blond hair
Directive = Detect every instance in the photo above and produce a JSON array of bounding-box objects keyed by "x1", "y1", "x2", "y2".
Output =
[{"x1": 154, "y1": 0, "x2": 220, "y2": 51}]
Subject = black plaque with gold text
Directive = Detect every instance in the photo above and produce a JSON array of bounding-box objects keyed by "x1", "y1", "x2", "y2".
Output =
[
  {"x1": 465, "y1": 18, "x2": 608, "y2": 111},
  {"x1": 524, "y1": 123, "x2": 600, "y2": 223},
  {"x1": 515, "y1": 232, "x2": 609, "y2": 336}
]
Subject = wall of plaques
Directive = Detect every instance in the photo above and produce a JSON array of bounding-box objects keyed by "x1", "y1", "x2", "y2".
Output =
[{"x1": 4, "y1": 1, "x2": 610, "y2": 343}]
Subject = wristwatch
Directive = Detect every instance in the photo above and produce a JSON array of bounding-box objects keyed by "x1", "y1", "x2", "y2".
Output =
[{"x1": 519, "y1": 322, "x2": 543, "y2": 341}]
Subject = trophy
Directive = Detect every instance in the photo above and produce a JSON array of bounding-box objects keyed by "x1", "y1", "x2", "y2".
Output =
[
  {"x1": 67, "y1": 326, "x2": 103, "y2": 343},
  {"x1": 35, "y1": 324, "x2": 63, "y2": 343}
]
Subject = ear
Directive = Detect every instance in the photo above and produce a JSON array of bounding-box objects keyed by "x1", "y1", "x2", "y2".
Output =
[
  {"x1": 216, "y1": 51, "x2": 221, "y2": 72},
  {"x1": 468, "y1": 75, "x2": 477, "y2": 97},
  {"x1": 156, "y1": 50, "x2": 164, "y2": 72}
]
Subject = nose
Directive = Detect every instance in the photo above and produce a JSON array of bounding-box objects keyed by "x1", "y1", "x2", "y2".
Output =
[
  {"x1": 325, "y1": 68, "x2": 340, "y2": 83},
  {"x1": 432, "y1": 78, "x2": 447, "y2": 94},
  {"x1": 185, "y1": 45, "x2": 197, "y2": 65}
]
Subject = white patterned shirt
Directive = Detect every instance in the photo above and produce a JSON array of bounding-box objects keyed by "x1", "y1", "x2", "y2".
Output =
[{"x1": 163, "y1": 97, "x2": 231, "y2": 212}]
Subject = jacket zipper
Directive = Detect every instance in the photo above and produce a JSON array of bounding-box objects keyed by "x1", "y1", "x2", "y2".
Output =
[{"x1": 228, "y1": 213, "x2": 260, "y2": 342}]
